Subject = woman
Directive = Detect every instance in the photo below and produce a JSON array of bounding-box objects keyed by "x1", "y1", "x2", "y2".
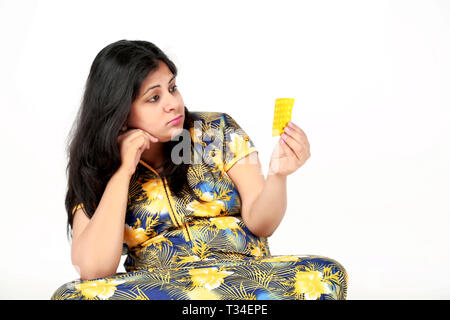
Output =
[{"x1": 51, "y1": 40, "x2": 348, "y2": 300}]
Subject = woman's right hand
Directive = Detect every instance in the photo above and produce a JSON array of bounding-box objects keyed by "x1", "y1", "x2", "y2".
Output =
[{"x1": 117, "y1": 128, "x2": 159, "y2": 177}]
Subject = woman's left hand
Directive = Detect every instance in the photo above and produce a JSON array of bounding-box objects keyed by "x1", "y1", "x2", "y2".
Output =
[{"x1": 268, "y1": 122, "x2": 311, "y2": 177}]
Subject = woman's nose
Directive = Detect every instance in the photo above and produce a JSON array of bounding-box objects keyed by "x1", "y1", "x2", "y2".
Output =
[
  {"x1": 163, "y1": 96, "x2": 180, "y2": 112},
  {"x1": 163, "y1": 103, "x2": 176, "y2": 113}
]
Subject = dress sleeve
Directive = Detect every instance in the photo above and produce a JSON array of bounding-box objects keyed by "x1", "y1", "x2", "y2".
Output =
[
  {"x1": 221, "y1": 113, "x2": 258, "y2": 172},
  {"x1": 71, "y1": 202, "x2": 128, "y2": 256}
]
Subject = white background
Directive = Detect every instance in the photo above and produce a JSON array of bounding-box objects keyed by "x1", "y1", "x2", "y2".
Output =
[{"x1": 0, "y1": 0, "x2": 449, "y2": 299}]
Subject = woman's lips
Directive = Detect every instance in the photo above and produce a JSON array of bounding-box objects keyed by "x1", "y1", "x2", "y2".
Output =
[{"x1": 168, "y1": 115, "x2": 182, "y2": 125}]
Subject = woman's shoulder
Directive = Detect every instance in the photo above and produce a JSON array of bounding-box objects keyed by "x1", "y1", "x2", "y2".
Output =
[
  {"x1": 188, "y1": 111, "x2": 227, "y2": 123},
  {"x1": 187, "y1": 111, "x2": 241, "y2": 133}
]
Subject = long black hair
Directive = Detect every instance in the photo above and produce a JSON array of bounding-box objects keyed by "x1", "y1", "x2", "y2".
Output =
[{"x1": 65, "y1": 40, "x2": 204, "y2": 239}]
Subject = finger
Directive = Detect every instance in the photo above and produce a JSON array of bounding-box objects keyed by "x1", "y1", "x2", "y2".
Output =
[
  {"x1": 123, "y1": 129, "x2": 157, "y2": 145},
  {"x1": 118, "y1": 130, "x2": 136, "y2": 144},
  {"x1": 146, "y1": 135, "x2": 151, "y2": 149},
  {"x1": 279, "y1": 137, "x2": 298, "y2": 159},
  {"x1": 126, "y1": 131, "x2": 144, "y2": 144},
  {"x1": 138, "y1": 133, "x2": 151, "y2": 149},
  {"x1": 287, "y1": 121, "x2": 305, "y2": 134},
  {"x1": 281, "y1": 133, "x2": 303, "y2": 161},
  {"x1": 283, "y1": 127, "x2": 310, "y2": 156},
  {"x1": 129, "y1": 135, "x2": 147, "y2": 149},
  {"x1": 137, "y1": 136, "x2": 150, "y2": 152},
  {"x1": 283, "y1": 126, "x2": 304, "y2": 145},
  {"x1": 286, "y1": 123, "x2": 309, "y2": 142},
  {"x1": 144, "y1": 131, "x2": 159, "y2": 143},
  {"x1": 120, "y1": 128, "x2": 144, "y2": 140},
  {"x1": 129, "y1": 128, "x2": 158, "y2": 143}
]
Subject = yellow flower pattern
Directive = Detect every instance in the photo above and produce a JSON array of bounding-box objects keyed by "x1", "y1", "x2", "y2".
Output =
[
  {"x1": 294, "y1": 270, "x2": 331, "y2": 300},
  {"x1": 123, "y1": 218, "x2": 151, "y2": 247},
  {"x1": 52, "y1": 112, "x2": 348, "y2": 300},
  {"x1": 73, "y1": 279, "x2": 125, "y2": 300},
  {"x1": 186, "y1": 199, "x2": 226, "y2": 217},
  {"x1": 189, "y1": 267, "x2": 234, "y2": 290}
]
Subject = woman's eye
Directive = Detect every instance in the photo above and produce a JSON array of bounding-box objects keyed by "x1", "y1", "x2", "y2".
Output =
[
  {"x1": 147, "y1": 86, "x2": 178, "y2": 103},
  {"x1": 148, "y1": 95, "x2": 159, "y2": 103}
]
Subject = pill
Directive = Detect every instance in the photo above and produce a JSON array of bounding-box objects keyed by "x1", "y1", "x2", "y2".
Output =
[{"x1": 272, "y1": 98, "x2": 295, "y2": 136}]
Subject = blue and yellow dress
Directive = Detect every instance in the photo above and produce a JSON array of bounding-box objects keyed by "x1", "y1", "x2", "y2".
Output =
[{"x1": 51, "y1": 112, "x2": 348, "y2": 300}]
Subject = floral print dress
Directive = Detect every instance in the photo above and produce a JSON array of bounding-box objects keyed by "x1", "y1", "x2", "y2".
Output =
[{"x1": 51, "y1": 111, "x2": 348, "y2": 300}]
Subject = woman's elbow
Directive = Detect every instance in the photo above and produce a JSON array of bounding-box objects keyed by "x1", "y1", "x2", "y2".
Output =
[
  {"x1": 71, "y1": 252, "x2": 117, "y2": 280},
  {"x1": 75, "y1": 262, "x2": 117, "y2": 281},
  {"x1": 248, "y1": 224, "x2": 275, "y2": 238}
]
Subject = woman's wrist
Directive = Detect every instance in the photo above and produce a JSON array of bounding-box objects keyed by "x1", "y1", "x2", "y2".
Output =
[
  {"x1": 266, "y1": 169, "x2": 287, "y2": 181},
  {"x1": 116, "y1": 166, "x2": 133, "y2": 180}
]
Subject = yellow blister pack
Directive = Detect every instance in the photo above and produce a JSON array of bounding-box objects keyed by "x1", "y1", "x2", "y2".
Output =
[{"x1": 272, "y1": 98, "x2": 295, "y2": 136}]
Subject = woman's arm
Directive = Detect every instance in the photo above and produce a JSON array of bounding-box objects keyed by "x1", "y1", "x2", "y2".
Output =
[
  {"x1": 71, "y1": 167, "x2": 131, "y2": 280},
  {"x1": 227, "y1": 121, "x2": 310, "y2": 238},
  {"x1": 245, "y1": 173, "x2": 287, "y2": 237},
  {"x1": 226, "y1": 152, "x2": 287, "y2": 238}
]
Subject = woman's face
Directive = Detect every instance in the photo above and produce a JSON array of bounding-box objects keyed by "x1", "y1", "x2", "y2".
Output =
[{"x1": 127, "y1": 60, "x2": 185, "y2": 142}]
